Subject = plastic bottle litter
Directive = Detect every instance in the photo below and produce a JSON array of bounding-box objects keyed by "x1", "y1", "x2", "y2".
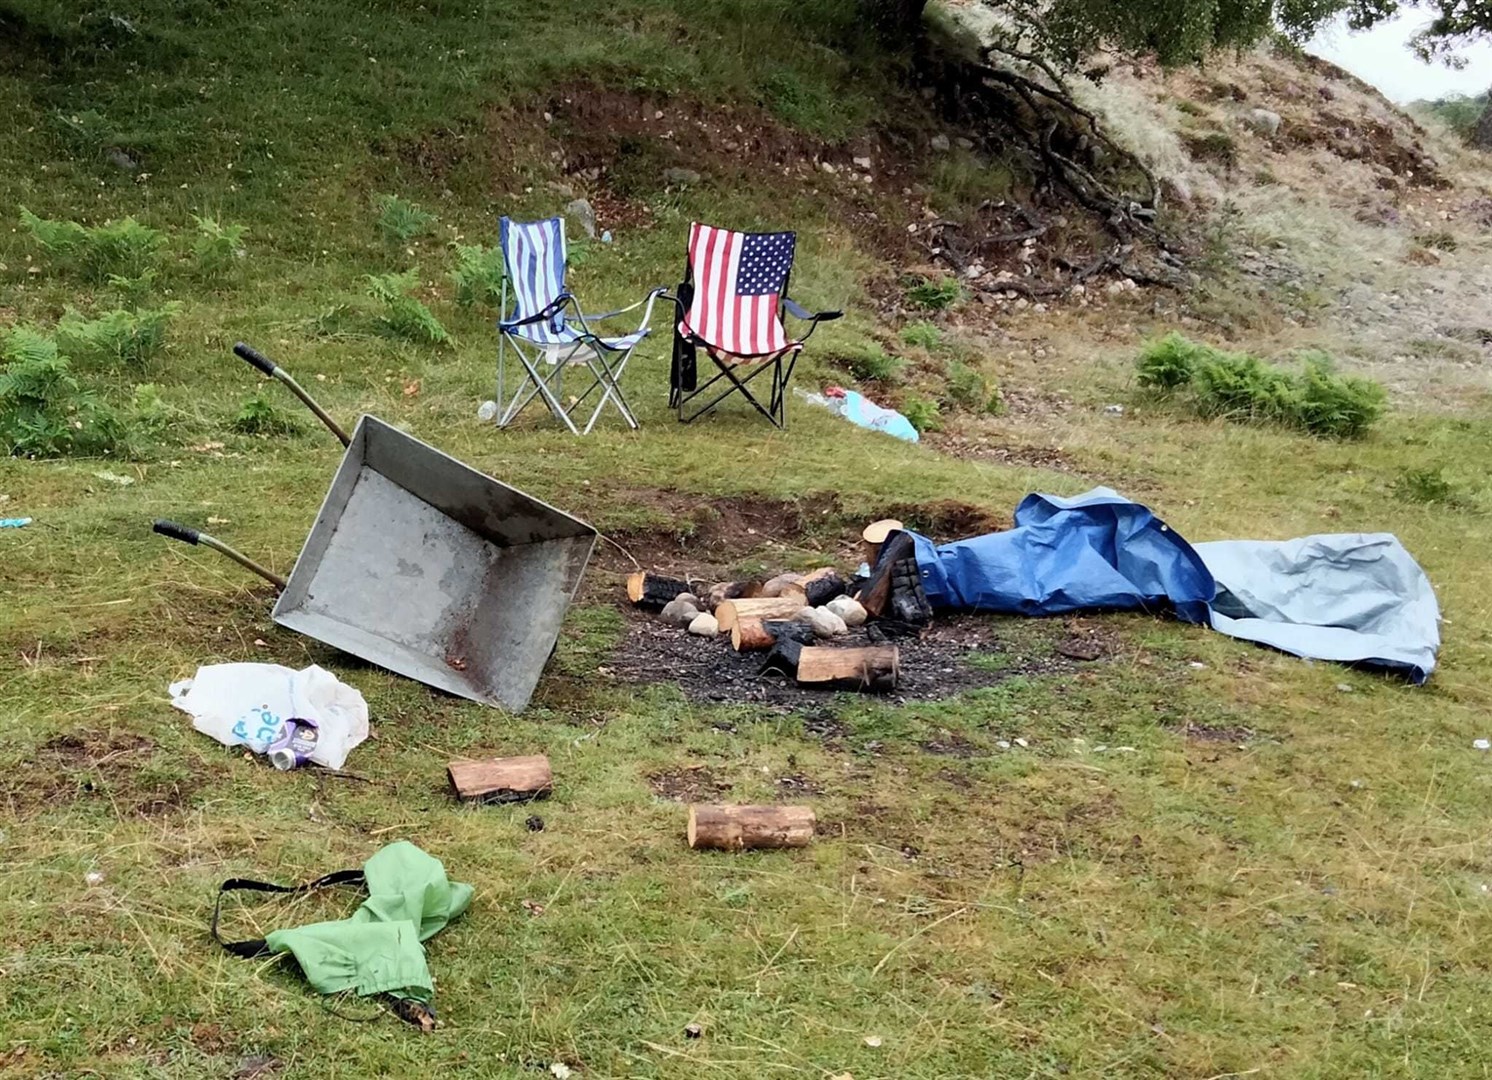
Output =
[
  {"x1": 477, "y1": 400, "x2": 499, "y2": 423},
  {"x1": 795, "y1": 386, "x2": 919, "y2": 443}
]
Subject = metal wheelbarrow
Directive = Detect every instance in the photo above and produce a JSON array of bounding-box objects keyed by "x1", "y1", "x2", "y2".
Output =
[{"x1": 153, "y1": 343, "x2": 596, "y2": 712}]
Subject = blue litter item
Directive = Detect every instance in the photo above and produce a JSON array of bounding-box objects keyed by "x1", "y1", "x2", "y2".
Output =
[
  {"x1": 1, "y1": 517, "x2": 33, "y2": 528},
  {"x1": 910, "y1": 487, "x2": 1440, "y2": 682},
  {"x1": 1197, "y1": 534, "x2": 1440, "y2": 684},
  {"x1": 909, "y1": 487, "x2": 1213, "y2": 622},
  {"x1": 802, "y1": 389, "x2": 919, "y2": 442}
]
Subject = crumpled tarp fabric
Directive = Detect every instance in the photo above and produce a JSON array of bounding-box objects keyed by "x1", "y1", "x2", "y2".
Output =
[
  {"x1": 911, "y1": 487, "x2": 1440, "y2": 682},
  {"x1": 262, "y1": 841, "x2": 473, "y2": 1003},
  {"x1": 1196, "y1": 533, "x2": 1440, "y2": 684},
  {"x1": 909, "y1": 487, "x2": 1215, "y2": 623}
]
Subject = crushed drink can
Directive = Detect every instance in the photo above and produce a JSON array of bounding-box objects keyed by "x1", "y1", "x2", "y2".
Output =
[{"x1": 268, "y1": 719, "x2": 320, "y2": 770}]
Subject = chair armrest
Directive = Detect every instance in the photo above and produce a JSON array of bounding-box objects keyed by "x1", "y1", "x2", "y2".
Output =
[
  {"x1": 782, "y1": 297, "x2": 843, "y2": 323},
  {"x1": 500, "y1": 293, "x2": 573, "y2": 329}
]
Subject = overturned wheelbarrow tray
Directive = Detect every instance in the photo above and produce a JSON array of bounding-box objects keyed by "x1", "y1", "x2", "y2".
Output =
[{"x1": 154, "y1": 344, "x2": 596, "y2": 712}]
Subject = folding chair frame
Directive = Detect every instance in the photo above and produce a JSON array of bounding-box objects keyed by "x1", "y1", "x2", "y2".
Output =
[
  {"x1": 668, "y1": 242, "x2": 841, "y2": 429},
  {"x1": 494, "y1": 217, "x2": 664, "y2": 434}
]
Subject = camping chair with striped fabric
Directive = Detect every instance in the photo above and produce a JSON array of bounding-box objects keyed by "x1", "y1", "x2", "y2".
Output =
[
  {"x1": 669, "y1": 221, "x2": 841, "y2": 428},
  {"x1": 495, "y1": 215, "x2": 665, "y2": 434}
]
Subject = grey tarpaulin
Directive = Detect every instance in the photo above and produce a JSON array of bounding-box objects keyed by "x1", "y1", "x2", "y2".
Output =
[{"x1": 1196, "y1": 533, "x2": 1440, "y2": 684}]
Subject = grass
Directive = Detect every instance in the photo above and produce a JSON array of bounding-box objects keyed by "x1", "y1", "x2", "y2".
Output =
[{"x1": 4, "y1": 3, "x2": 1492, "y2": 1077}]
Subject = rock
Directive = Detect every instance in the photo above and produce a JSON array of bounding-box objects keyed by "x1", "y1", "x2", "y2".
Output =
[
  {"x1": 688, "y1": 612, "x2": 720, "y2": 636},
  {"x1": 794, "y1": 606, "x2": 847, "y2": 638},
  {"x1": 762, "y1": 573, "x2": 804, "y2": 598},
  {"x1": 821, "y1": 161, "x2": 837, "y2": 174},
  {"x1": 929, "y1": 134, "x2": 951, "y2": 152},
  {"x1": 675, "y1": 592, "x2": 700, "y2": 608},
  {"x1": 563, "y1": 198, "x2": 596, "y2": 239},
  {"x1": 955, "y1": 137, "x2": 975, "y2": 150},
  {"x1": 826, "y1": 595, "x2": 867, "y2": 627},
  {"x1": 852, "y1": 155, "x2": 873, "y2": 169},
  {"x1": 660, "y1": 598, "x2": 700, "y2": 627},
  {"x1": 106, "y1": 147, "x2": 139, "y2": 173},
  {"x1": 1245, "y1": 109, "x2": 1282, "y2": 137},
  {"x1": 662, "y1": 167, "x2": 701, "y2": 186}
]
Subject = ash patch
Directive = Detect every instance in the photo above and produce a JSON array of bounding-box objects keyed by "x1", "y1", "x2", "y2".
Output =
[
  {"x1": 647, "y1": 765, "x2": 732, "y2": 802},
  {"x1": 611, "y1": 612, "x2": 1067, "y2": 711}
]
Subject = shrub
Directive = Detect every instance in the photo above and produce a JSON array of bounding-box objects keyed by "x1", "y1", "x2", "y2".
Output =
[
  {"x1": 1136, "y1": 332, "x2": 1209, "y2": 391},
  {"x1": 900, "y1": 320, "x2": 943, "y2": 349},
  {"x1": 1413, "y1": 230, "x2": 1458, "y2": 252},
  {"x1": 365, "y1": 271, "x2": 450, "y2": 344},
  {"x1": 833, "y1": 342, "x2": 904, "y2": 383},
  {"x1": 901, "y1": 396, "x2": 943, "y2": 433},
  {"x1": 1291, "y1": 352, "x2": 1386, "y2": 439},
  {"x1": 448, "y1": 244, "x2": 505, "y2": 307},
  {"x1": 374, "y1": 194, "x2": 436, "y2": 244},
  {"x1": 0, "y1": 329, "x2": 124, "y2": 458},
  {"x1": 1136, "y1": 334, "x2": 1386, "y2": 438},
  {"x1": 191, "y1": 215, "x2": 248, "y2": 278},
  {"x1": 1183, "y1": 131, "x2": 1238, "y2": 168},
  {"x1": 18, "y1": 207, "x2": 163, "y2": 282},
  {"x1": 232, "y1": 392, "x2": 300, "y2": 436},
  {"x1": 943, "y1": 360, "x2": 986, "y2": 410},
  {"x1": 107, "y1": 270, "x2": 159, "y2": 309},
  {"x1": 1392, "y1": 467, "x2": 1460, "y2": 507},
  {"x1": 58, "y1": 303, "x2": 182, "y2": 368},
  {"x1": 905, "y1": 276, "x2": 963, "y2": 311}
]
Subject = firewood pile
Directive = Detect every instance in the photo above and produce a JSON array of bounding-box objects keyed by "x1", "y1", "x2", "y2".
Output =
[{"x1": 624, "y1": 519, "x2": 918, "y2": 694}]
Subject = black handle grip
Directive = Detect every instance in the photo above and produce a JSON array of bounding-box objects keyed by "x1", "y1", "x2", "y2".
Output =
[
  {"x1": 153, "y1": 519, "x2": 200, "y2": 545},
  {"x1": 233, "y1": 342, "x2": 277, "y2": 377}
]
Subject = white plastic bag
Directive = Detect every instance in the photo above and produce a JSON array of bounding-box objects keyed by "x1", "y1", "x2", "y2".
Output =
[{"x1": 169, "y1": 663, "x2": 370, "y2": 770}]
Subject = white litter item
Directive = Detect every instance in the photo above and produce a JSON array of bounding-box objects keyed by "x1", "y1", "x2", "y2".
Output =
[
  {"x1": 477, "y1": 400, "x2": 499, "y2": 422},
  {"x1": 1475, "y1": 739, "x2": 1490, "y2": 751},
  {"x1": 169, "y1": 662, "x2": 369, "y2": 770}
]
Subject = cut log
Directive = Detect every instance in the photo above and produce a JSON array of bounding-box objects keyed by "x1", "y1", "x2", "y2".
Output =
[
  {"x1": 861, "y1": 518, "x2": 904, "y2": 565},
  {"x1": 758, "y1": 635, "x2": 806, "y2": 677},
  {"x1": 705, "y1": 580, "x2": 764, "y2": 612},
  {"x1": 687, "y1": 804, "x2": 816, "y2": 851},
  {"x1": 778, "y1": 582, "x2": 809, "y2": 606},
  {"x1": 803, "y1": 570, "x2": 847, "y2": 607},
  {"x1": 448, "y1": 755, "x2": 552, "y2": 804},
  {"x1": 795, "y1": 645, "x2": 900, "y2": 691},
  {"x1": 626, "y1": 572, "x2": 693, "y2": 610},
  {"x1": 731, "y1": 616, "x2": 776, "y2": 652},
  {"x1": 715, "y1": 597, "x2": 806, "y2": 633},
  {"x1": 760, "y1": 572, "x2": 804, "y2": 598}
]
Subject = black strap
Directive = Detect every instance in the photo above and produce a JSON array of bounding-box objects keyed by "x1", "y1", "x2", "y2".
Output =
[
  {"x1": 670, "y1": 260, "x2": 696, "y2": 396},
  {"x1": 212, "y1": 869, "x2": 366, "y2": 958}
]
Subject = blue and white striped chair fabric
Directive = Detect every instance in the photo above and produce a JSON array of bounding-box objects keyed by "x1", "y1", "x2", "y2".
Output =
[{"x1": 495, "y1": 216, "x2": 662, "y2": 432}]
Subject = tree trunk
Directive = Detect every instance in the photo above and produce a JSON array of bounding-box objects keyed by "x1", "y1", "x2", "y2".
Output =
[
  {"x1": 687, "y1": 804, "x2": 816, "y2": 850},
  {"x1": 448, "y1": 755, "x2": 552, "y2": 804},
  {"x1": 716, "y1": 597, "x2": 806, "y2": 632},
  {"x1": 626, "y1": 572, "x2": 692, "y2": 609},
  {"x1": 795, "y1": 645, "x2": 900, "y2": 691}
]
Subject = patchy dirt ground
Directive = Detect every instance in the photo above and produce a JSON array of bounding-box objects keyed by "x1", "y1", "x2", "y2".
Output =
[{"x1": 609, "y1": 610, "x2": 1073, "y2": 711}]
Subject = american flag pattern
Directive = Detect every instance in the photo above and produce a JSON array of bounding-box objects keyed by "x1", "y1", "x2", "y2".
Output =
[
  {"x1": 499, "y1": 216, "x2": 573, "y2": 345},
  {"x1": 682, "y1": 222, "x2": 798, "y2": 357}
]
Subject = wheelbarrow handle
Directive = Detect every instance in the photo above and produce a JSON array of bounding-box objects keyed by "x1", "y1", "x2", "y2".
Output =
[
  {"x1": 153, "y1": 519, "x2": 288, "y2": 592},
  {"x1": 233, "y1": 342, "x2": 351, "y2": 448}
]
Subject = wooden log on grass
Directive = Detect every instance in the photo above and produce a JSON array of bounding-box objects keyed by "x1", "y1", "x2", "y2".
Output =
[
  {"x1": 626, "y1": 572, "x2": 693, "y2": 609},
  {"x1": 715, "y1": 597, "x2": 806, "y2": 633},
  {"x1": 448, "y1": 755, "x2": 553, "y2": 804},
  {"x1": 795, "y1": 645, "x2": 900, "y2": 692},
  {"x1": 687, "y1": 804, "x2": 816, "y2": 851}
]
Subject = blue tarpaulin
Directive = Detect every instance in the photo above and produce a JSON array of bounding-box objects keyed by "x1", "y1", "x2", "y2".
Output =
[{"x1": 909, "y1": 487, "x2": 1440, "y2": 683}]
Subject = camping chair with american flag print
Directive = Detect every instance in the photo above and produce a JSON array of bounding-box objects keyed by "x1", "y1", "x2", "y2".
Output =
[
  {"x1": 495, "y1": 215, "x2": 665, "y2": 434},
  {"x1": 669, "y1": 221, "x2": 841, "y2": 428}
]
